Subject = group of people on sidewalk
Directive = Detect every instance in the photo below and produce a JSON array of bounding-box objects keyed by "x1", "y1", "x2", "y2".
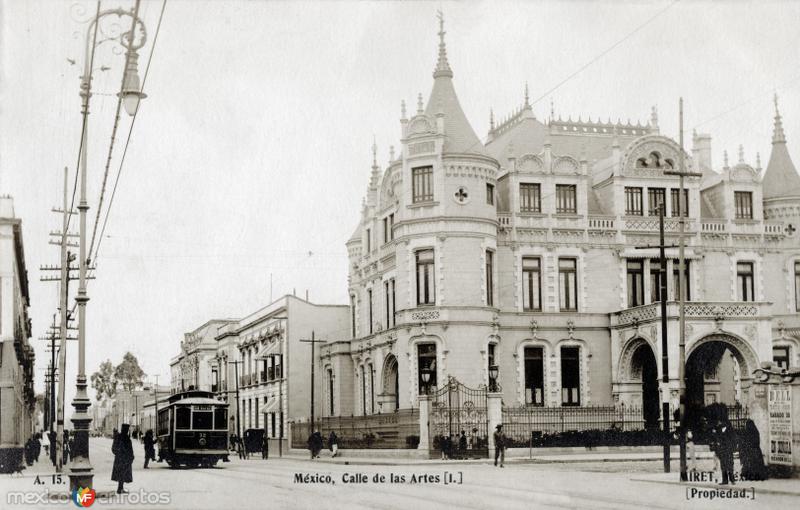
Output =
[
  {"x1": 229, "y1": 432, "x2": 272, "y2": 459},
  {"x1": 307, "y1": 430, "x2": 338, "y2": 459},
  {"x1": 706, "y1": 418, "x2": 768, "y2": 484}
]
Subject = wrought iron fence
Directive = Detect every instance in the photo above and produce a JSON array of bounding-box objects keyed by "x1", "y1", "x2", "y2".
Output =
[
  {"x1": 501, "y1": 403, "x2": 749, "y2": 448},
  {"x1": 290, "y1": 408, "x2": 420, "y2": 450}
]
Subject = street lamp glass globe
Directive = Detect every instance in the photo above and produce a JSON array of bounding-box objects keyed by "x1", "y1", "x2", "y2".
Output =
[
  {"x1": 489, "y1": 364, "x2": 499, "y2": 381},
  {"x1": 123, "y1": 92, "x2": 140, "y2": 117}
]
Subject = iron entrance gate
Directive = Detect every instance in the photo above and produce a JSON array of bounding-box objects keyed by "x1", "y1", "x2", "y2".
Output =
[{"x1": 428, "y1": 377, "x2": 488, "y2": 459}]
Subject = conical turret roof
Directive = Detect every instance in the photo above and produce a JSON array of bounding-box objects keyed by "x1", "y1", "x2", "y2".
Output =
[
  {"x1": 423, "y1": 13, "x2": 487, "y2": 157},
  {"x1": 763, "y1": 95, "x2": 800, "y2": 200}
]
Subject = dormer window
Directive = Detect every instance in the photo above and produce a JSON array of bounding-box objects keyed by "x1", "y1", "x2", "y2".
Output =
[{"x1": 734, "y1": 191, "x2": 753, "y2": 219}]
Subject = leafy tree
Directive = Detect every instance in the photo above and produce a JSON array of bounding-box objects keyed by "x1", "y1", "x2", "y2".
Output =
[
  {"x1": 90, "y1": 360, "x2": 117, "y2": 401},
  {"x1": 115, "y1": 352, "x2": 145, "y2": 393}
]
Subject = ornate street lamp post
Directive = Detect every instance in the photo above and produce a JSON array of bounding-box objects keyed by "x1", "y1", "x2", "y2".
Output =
[
  {"x1": 70, "y1": 4, "x2": 147, "y2": 491},
  {"x1": 488, "y1": 365, "x2": 499, "y2": 393},
  {"x1": 421, "y1": 368, "x2": 432, "y2": 395}
]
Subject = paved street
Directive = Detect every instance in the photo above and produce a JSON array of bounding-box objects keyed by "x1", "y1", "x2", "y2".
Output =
[{"x1": 1, "y1": 438, "x2": 797, "y2": 509}]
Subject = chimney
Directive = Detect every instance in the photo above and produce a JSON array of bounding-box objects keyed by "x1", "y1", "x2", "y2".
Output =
[{"x1": 692, "y1": 132, "x2": 712, "y2": 172}]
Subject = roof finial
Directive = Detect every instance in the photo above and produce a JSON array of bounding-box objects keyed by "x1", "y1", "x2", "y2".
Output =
[
  {"x1": 433, "y1": 10, "x2": 453, "y2": 78},
  {"x1": 550, "y1": 98, "x2": 554, "y2": 121},
  {"x1": 524, "y1": 82, "x2": 530, "y2": 108},
  {"x1": 389, "y1": 145, "x2": 395, "y2": 161},
  {"x1": 401, "y1": 100, "x2": 407, "y2": 121},
  {"x1": 723, "y1": 149, "x2": 729, "y2": 168},
  {"x1": 417, "y1": 93, "x2": 423, "y2": 114},
  {"x1": 773, "y1": 92, "x2": 786, "y2": 144},
  {"x1": 650, "y1": 105, "x2": 659, "y2": 128},
  {"x1": 756, "y1": 151, "x2": 762, "y2": 171},
  {"x1": 372, "y1": 136, "x2": 378, "y2": 168},
  {"x1": 738, "y1": 144, "x2": 744, "y2": 164},
  {"x1": 489, "y1": 108, "x2": 495, "y2": 131}
]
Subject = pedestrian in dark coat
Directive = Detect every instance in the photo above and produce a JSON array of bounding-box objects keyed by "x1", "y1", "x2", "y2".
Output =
[
  {"x1": 33, "y1": 433, "x2": 42, "y2": 462},
  {"x1": 328, "y1": 431, "x2": 338, "y2": 458},
  {"x1": 493, "y1": 424, "x2": 506, "y2": 468},
  {"x1": 112, "y1": 424, "x2": 134, "y2": 494},
  {"x1": 308, "y1": 431, "x2": 323, "y2": 459},
  {"x1": 459, "y1": 431, "x2": 467, "y2": 452},
  {"x1": 143, "y1": 430, "x2": 156, "y2": 469},
  {"x1": 261, "y1": 433, "x2": 269, "y2": 460},
  {"x1": 739, "y1": 420, "x2": 768, "y2": 481},
  {"x1": 712, "y1": 418, "x2": 737, "y2": 485}
]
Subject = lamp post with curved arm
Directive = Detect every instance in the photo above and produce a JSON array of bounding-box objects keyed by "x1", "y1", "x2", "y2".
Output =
[{"x1": 69, "y1": 3, "x2": 147, "y2": 491}]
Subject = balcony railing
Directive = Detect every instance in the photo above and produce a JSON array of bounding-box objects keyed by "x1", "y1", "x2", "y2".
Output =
[{"x1": 587, "y1": 215, "x2": 615, "y2": 230}]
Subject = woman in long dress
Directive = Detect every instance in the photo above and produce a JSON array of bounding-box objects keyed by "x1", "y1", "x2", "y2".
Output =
[
  {"x1": 739, "y1": 419, "x2": 768, "y2": 481},
  {"x1": 112, "y1": 424, "x2": 135, "y2": 494}
]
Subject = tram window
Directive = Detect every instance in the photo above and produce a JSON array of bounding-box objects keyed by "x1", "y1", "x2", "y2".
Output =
[
  {"x1": 193, "y1": 410, "x2": 213, "y2": 430},
  {"x1": 157, "y1": 409, "x2": 170, "y2": 435},
  {"x1": 214, "y1": 408, "x2": 227, "y2": 430},
  {"x1": 176, "y1": 407, "x2": 191, "y2": 429}
]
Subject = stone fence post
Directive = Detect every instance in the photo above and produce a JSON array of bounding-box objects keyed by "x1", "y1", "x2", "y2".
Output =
[
  {"x1": 418, "y1": 394, "x2": 431, "y2": 451},
  {"x1": 487, "y1": 392, "x2": 502, "y2": 450}
]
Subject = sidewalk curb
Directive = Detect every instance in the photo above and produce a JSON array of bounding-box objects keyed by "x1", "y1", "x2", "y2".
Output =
[{"x1": 630, "y1": 476, "x2": 800, "y2": 497}]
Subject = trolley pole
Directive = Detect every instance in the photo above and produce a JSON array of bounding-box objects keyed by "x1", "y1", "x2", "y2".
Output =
[{"x1": 227, "y1": 360, "x2": 243, "y2": 437}]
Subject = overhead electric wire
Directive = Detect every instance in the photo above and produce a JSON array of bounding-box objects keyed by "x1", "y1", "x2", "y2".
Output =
[{"x1": 92, "y1": 0, "x2": 167, "y2": 266}]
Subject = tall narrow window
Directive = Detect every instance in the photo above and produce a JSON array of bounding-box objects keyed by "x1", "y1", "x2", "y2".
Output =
[
  {"x1": 558, "y1": 258, "x2": 578, "y2": 311},
  {"x1": 328, "y1": 369, "x2": 335, "y2": 415},
  {"x1": 416, "y1": 249, "x2": 435, "y2": 305},
  {"x1": 412, "y1": 166, "x2": 434, "y2": 203},
  {"x1": 486, "y1": 183, "x2": 495, "y2": 205},
  {"x1": 556, "y1": 184, "x2": 577, "y2": 214},
  {"x1": 385, "y1": 281, "x2": 391, "y2": 329},
  {"x1": 561, "y1": 347, "x2": 580, "y2": 406},
  {"x1": 271, "y1": 412, "x2": 276, "y2": 438},
  {"x1": 650, "y1": 259, "x2": 664, "y2": 303},
  {"x1": 488, "y1": 343, "x2": 496, "y2": 374},
  {"x1": 737, "y1": 262, "x2": 755, "y2": 301},
  {"x1": 369, "y1": 365, "x2": 375, "y2": 414},
  {"x1": 670, "y1": 189, "x2": 689, "y2": 217},
  {"x1": 388, "y1": 213, "x2": 394, "y2": 241},
  {"x1": 417, "y1": 343, "x2": 437, "y2": 394},
  {"x1": 390, "y1": 279, "x2": 396, "y2": 326},
  {"x1": 350, "y1": 295, "x2": 356, "y2": 338},
  {"x1": 773, "y1": 346, "x2": 790, "y2": 371},
  {"x1": 795, "y1": 261, "x2": 800, "y2": 311},
  {"x1": 366, "y1": 228, "x2": 371, "y2": 252},
  {"x1": 625, "y1": 187, "x2": 643, "y2": 216},
  {"x1": 524, "y1": 347, "x2": 544, "y2": 406},
  {"x1": 627, "y1": 260, "x2": 644, "y2": 307},
  {"x1": 672, "y1": 259, "x2": 691, "y2": 301},
  {"x1": 361, "y1": 365, "x2": 367, "y2": 415},
  {"x1": 648, "y1": 188, "x2": 666, "y2": 215},
  {"x1": 367, "y1": 289, "x2": 373, "y2": 334},
  {"x1": 522, "y1": 257, "x2": 542, "y2": 311},
  {"x1": 486, "y1": 250, "x2": 494, "y2": 307},
  {"x1": 520, "y1": 183, "x2": 541, "y2": 213},
  {"x1": 734, "y1": 191, "x2": 753, "y2": 219},
  {"x1": 383, "y1": 217, "x2": 389, "y2": 244}
]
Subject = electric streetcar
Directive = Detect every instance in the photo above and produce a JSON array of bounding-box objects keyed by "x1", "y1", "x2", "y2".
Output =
[{"x1": 156, "y1": 389, "x2": 230, "y2": 468}]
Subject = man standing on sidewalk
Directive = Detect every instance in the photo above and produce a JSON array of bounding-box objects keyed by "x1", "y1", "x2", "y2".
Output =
[{"x1": 493, "y1": 424, "x2": 506, "y2": 468}]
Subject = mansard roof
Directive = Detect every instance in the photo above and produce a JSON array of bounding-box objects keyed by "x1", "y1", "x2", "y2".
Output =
[{"x1": 762, "y1": 96, "x2": 800, "y2": 200}]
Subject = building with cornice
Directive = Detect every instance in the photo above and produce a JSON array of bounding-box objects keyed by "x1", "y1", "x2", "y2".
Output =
[
  {"x1": 321, "y1": 18, "x2": 800, "y2": 433},
  {"x1": 0, "y1": 196, "x2": 36, "y2": 472}
]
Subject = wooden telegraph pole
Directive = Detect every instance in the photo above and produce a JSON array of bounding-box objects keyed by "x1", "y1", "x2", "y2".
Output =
[
  {"x1": 299, "y1": 331, "x2": 324, "y2": 434},
  {"x1": 664, "y1": 98, "x2": 702, "y2": 481}
]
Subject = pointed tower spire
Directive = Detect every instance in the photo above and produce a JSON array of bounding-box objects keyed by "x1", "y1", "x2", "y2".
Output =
[
  {"x1": 763, "y1": 92, "x2": 800, "y2": 199},
  {"x1": 401, "y1": 99, "x2": 407, "y2": 121},
  {"x1": 372, "y1": 135, "x2": 378, "y2": 169},
  {"x1": 489, "y1": 108, "x2": 495, "y2": 131},
  {"x1": 773, "y1": 93, "x2": 786, "y2": 144},
  {"x1": 433, "y1": 10, "x2": 453, "y2": 78},
  {"x1": 524, "y1": 82, "x2": 530, "y2": 108}
]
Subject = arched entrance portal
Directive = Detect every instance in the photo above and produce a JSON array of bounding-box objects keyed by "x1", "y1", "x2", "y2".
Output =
[
  {"x1": 381, "y1": 355, "x2": 399, "y2": 411},
  {"x1": 685, "y1": 334, "x2": 757, "y2": 431},
  {"x1": 631, "y1": 343, "x2": 660, "y2": 427}
]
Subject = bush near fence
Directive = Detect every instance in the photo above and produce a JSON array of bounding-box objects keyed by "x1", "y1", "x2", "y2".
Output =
[{"x1": 290, "y1": 408, "x2": 420, "y2": 449}]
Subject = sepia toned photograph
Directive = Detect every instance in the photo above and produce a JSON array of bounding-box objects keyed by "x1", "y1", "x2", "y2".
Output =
[{"x1": 1, "y1": 0, "x2": 799, "y2": 508}]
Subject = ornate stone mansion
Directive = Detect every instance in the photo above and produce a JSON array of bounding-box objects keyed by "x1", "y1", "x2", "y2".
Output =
[{"x1": 319, "y1": 18, "x2": 800, "y2": 426}]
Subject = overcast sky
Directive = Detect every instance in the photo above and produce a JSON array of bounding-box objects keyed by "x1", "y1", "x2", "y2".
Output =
[{"x1": 2, "y1": 0, "x2": 799, "y2": 401}]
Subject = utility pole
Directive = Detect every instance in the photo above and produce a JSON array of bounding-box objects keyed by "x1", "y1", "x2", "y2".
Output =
[
  {"x1": 40, "y1": 167, "x2": 82, "y2": 472},
  {"x1": 227, "y1": 360, "x2": 244, "y2": 437},
  {"x1": 152, "y1": 375, "x2": 160, "y2": 435},
  {"x1": 299, "y1": 331, "x2": 324, "y2": 433},
  {"x1": 635, "y1": 202, "x2": 677, "y2": 473},
  {"x1": 664, "y1": 97, "x2": 703, "y2": 481}
]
